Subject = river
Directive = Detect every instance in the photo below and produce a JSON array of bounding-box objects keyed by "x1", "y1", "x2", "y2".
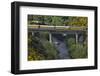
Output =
[{"x1": 52, "y1": 34, "x2": 70, "y2": 59}]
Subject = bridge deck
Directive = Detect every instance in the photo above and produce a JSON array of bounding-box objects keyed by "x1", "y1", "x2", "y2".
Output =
[{"x1": 28, "y1": 25, "x2": 87, "y2": 33}]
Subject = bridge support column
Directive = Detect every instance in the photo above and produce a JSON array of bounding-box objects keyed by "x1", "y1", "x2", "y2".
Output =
[
  {"x1": 49, "y1": 33, "x2": 52, "y2": 43},
  {"x1": 31, "y1": 32, "x2": 34, "y2": 36},
  {"x1": 75, "y1": 33, "x2": 78, "y2": 43}
]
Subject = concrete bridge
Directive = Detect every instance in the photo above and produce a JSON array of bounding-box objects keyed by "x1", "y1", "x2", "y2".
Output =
[{"x1": 28, "y1": 25, "x2": 86, "y2": 43}]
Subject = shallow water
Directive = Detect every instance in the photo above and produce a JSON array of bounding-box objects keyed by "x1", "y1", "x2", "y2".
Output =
[{"x1": 52, "y1": 34, "x2": 70, "y2": 59}]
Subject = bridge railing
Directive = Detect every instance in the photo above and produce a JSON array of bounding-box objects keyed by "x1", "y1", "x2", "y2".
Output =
[{"x1": 28, "y1": 25, "x2": 87, "y2": 31}]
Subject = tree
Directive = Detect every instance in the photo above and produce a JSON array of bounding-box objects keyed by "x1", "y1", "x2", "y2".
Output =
[
  {"x1": 66, "y1": 17, "x2": 88, "y2": 26},
  {"x1": 51, "y1": 16, "x2": 64, "y2": 27},
  {"x1": 66, "y1": 38, "x2": 87, "y2": 59},
  {"x1": 41, "y1": 40, "x2": 59, "y2": 59},
  {"x1": 67, "y1": 38, "x2": 76, "y2": 47},
  {"x1": 69, "y1": 43, "x2": 87, "y2": 58},
  {"x1": 44, "y1": 16, "x2": 52, "y2": 25}
]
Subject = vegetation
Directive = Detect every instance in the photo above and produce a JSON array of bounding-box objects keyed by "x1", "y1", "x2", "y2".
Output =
[
  {"x1": 65, "y1": 36, "x2": 87, "y2": 59},
  {"x1": 28, "y1": 15, "x2": 87, "y2": 27},
  {"x1": 41, "y1": 40, "x2": 59, "y2": 59},
  {"x1": 28, "y1": 32, "x2": 59, "y2": 61},
  {"x1": 66, "y1": 17, "x2": 88, "y2": 26},
  {"x1": 28, "y1": 33, "x2": 46, "y2": 61}
]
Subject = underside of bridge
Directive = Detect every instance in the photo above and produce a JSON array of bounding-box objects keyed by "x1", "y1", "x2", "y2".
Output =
[
  {"x1": 30, "y1": 31, "x2": 84, "y2": 44},
  {"x1": 49, "y1": 33, "x2": 79, "y2": 43}
]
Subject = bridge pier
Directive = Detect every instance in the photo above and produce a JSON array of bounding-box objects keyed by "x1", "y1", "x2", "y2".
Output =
[
  {"x1": 75, "y1": 33, "x2": 78, "y2": 43},
  {"x1": 49, "y1": 33, "x2": 52, "y2": 43},
  {"x1": 31, "y1": 32, "x2": 34, "y2": 36}
]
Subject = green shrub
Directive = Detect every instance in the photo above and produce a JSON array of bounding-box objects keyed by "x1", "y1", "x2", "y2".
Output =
[
  {"x1": 41, "y1": 40, "x2": 59, "y2": 59},
  {"x1": 28, "y1": 32, "x2": 59, "y2": 60},
  {"x1": 65, "y1": 37, "x2": 87, "y2": 59},
  {"x1": 28, "y1": 33, "x2": 47, "y2": 61},
  {"x1": 67, "y1": 38, "x2": 76, "y2": 47},
  {"x1": 69, "y1": 43, "x2": 87, "y2": 58},
  {"x1": 28, "y1": 48, "x2": 45, "y2": 61}
]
